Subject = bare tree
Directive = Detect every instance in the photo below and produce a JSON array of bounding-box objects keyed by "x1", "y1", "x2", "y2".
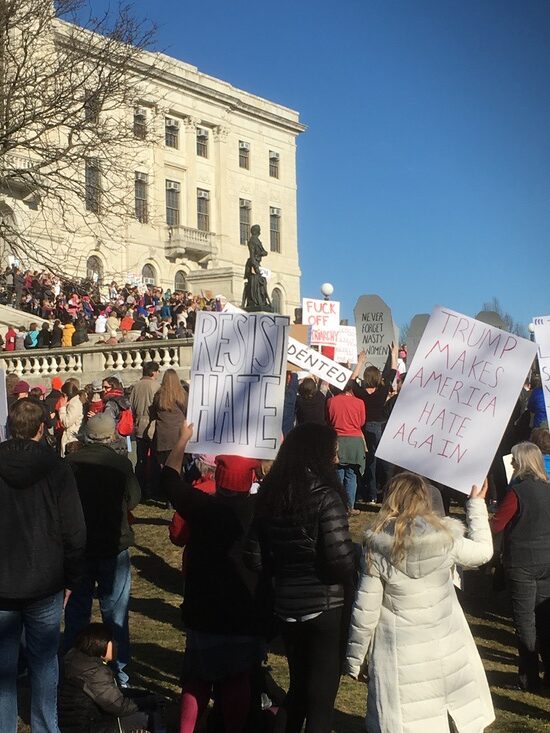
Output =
[
  {"x1": 481, "y1": 296, "x2": 528, "y2": 337},
  {"x1": 0, "y1": 0, "x2": 158, "y2": 277}
]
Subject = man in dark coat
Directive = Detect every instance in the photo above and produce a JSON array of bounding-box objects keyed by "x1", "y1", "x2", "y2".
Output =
[{"x1": 0, "y1": 398, "x2": 86, "y2": 733}]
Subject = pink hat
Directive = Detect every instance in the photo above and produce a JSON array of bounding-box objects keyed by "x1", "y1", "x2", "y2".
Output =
[{"x1": 215, "y1": 455, "x2": 260, "y2": 493}]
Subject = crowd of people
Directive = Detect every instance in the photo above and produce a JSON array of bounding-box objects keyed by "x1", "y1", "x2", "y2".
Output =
[
  {"x1": 1, "y1": 342, "x2": 549, "y2": 733},
  {"x1": 0, "y1": 265, "x2": 223, "y2": 350}
]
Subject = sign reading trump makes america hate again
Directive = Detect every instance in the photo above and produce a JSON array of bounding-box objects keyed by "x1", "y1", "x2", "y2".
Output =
[{"x1": 376, "y1": 306, "x2": 537, "y2": 495}]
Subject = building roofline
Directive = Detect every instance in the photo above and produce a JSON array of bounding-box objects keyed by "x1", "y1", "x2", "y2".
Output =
[{"x1": 54, "y1": 19, "x2": 307, "y2": 136}]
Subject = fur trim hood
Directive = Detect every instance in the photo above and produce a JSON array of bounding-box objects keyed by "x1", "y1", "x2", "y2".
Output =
[{"x1": 365, "y1": 516, "x2": 465, "y2": 579}]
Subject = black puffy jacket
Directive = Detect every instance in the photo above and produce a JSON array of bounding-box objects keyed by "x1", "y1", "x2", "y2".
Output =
[
  {"x1": 58, "y1": 649, "x2": 138, "y2": 733},
  {"x1": 244, "y1": 483, "x2": 355, "y2": 617}
]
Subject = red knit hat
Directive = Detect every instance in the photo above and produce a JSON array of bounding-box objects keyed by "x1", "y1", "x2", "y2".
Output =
[
  {"x1": 214, "y1": 455, "x2": 260, "y2": 493},
  {"x1": 51, "y1": 376, "x2": 63, "y2": 391}
]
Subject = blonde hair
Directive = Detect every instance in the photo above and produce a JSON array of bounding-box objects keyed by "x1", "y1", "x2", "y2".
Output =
[
  {"x1": 158, "y1": 368, "x2": 188, "y2": 413},
  {"x1": 511, "y1": 442, "x2": 548, "y2": 483},
  {"x1": 369, "y1": 472, "x2": 451, "y2": 566}
]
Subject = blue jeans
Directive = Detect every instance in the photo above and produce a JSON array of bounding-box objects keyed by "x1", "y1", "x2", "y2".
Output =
[
  {"x1": 363, "y1": 421, "x2": 384, "y2": 501},
  {"x1": 63, "y1": 550, "x2": 131, "y2": 685},
  {"x1": 337, "y1": 465, "x2": 358, "y2": 510},
  {"x1": 0, "y1": 591, "x2": 63, "y2": 733}
]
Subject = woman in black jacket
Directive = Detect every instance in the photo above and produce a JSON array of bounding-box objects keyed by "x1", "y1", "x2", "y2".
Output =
[{"x1": 245, "y1": 423, "x2": 355, "y2": 733}]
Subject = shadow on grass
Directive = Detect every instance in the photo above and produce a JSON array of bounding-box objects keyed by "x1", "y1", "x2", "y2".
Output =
[
  {"x1": 132, "y1": 542, "x2": 183, "y2": 596},
  {"x1": 333, "y1": 707, "x2": 364, "y2": 733},
  {"x1": 131, "y1": 595, "x2": 183, "y2": 631},
  {"x1": 133, "y1": 516, "x2": 171, "y2": 527}
]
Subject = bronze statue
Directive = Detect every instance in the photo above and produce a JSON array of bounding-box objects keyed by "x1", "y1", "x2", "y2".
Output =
[{"x1": 241, "y1": 224, "x2": 272, "y2": 312}]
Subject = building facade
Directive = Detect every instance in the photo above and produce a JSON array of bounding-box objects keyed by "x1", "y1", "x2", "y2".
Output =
[{"x1": 66, "y1": 24, "x2": 304, "y2": 314}]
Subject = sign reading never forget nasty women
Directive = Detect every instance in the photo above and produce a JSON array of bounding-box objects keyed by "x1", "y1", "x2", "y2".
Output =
[
  {"x1": 376, "y1": 306, "x2": 538, "y2": 495},
  {"x1": 533, "y1": 315, "x2": 550, "y2": 424},
  {"x1": 302, "y1": 297, "x2": 340, "y2": 347},
  {"x1": 186, "y1": 311, "x2": 289, "y2": 460},
  {"x1": 354, "y1": 294, "x2": 396, "y2": 371}
]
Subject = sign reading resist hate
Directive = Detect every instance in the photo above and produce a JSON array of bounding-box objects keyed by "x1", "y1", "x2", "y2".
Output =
[
  {"x1": 302, "y1": 297, "x2": 340, "y2": 347},
  {"x1": 376, "y1": 306, "x2": 537, "y2": 495},
  {"x1": 186, "y1": 311, "x2": 289, "y2": 459}
]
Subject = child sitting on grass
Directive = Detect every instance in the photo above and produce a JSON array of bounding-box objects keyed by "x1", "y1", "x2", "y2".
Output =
[{"x1": 58, "y1": 623, "x2": 151, "y2": 733}]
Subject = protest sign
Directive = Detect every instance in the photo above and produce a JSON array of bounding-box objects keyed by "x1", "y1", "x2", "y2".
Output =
[
  {"x1": 0, "y1": 368, "x2": 7, "y2": 442},
  {"x1": 334, "y1": 326, "x2": 358, "y2": 364},
  {"x1": 287, "y1": 325, "x2": 310, "y2": 373},
  {"x1": 354, "y1": 294, "x2": 395, "y2": 370},
  {"x1": 287, "y1": 337, "x2": 352, "y2": 388},
  {"x1": 533, "y1": 315, "x2": 550, "y2": 423},
  {"x1": 376, "y1": 306, "x2": 537, "y2": 494},
  {"x1": 406, "y1": 314, "x2": 430, "y2": 364},
  {"x1": 186, "y1": 311, "x2": 289, "y2": 459},
  {"x1": 302, "y1": 297, "x2": 340, "y2": 346}
]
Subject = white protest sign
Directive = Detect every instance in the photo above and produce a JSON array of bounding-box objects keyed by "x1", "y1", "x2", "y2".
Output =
[
  {"x1": 533, "y1": 315, "x2": 550, "y2": 423},
  {"x1": 354, "y1": 294, "x2": 396, "y2": 370},
  {"x1": 0, "y1": 368, "x2": 8, "y2": 442},
  {"x1": 187, "y1": 311, "x2": 289, "y2": 459},
  {"x1": 334, "y1": 326, "x2": 358, "y2": 364},
  {"x1": 302, "y1": 297, "x2": 340, "y2": 346},
  {"x1": 376, "y1": 306, "x2": 537, "y2": 494},
  {"x1": 287, "y1": 337, "x2": 352, "y2": 389}
]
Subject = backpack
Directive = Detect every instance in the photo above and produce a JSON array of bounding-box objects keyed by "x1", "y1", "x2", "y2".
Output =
[
  {"x1": 23, "y1": 333, "x2": 33, "y2": 348},
  {"x1": 117, "y1": 407, "x2": 134, "y2": 437}
]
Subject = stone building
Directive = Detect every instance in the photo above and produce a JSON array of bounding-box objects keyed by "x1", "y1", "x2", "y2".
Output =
[{"x1": 1, "y1": 14, "x2": 305, "y2": 315}]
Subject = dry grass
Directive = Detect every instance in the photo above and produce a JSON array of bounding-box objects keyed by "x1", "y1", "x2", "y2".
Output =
[{"x1": 17, "y1": 501, "x2": 550, "y2": 732}]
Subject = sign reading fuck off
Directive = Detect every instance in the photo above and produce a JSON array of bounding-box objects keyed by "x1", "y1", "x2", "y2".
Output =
[
  {"x1": 376, "y1": 306, "x2": 537, "y2": 495},
  {"x1": 186, "y1": 311, "x2": 290, "y2": 459}
]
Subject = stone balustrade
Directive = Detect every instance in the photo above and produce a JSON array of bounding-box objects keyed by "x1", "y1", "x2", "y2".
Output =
[{"x1": 0, "y1": 338, "x2": 194, "y2": 386}]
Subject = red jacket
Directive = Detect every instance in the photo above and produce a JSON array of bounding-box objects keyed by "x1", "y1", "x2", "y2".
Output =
[{"x1": 4, "y1": 328, "x2": 16, "y2": 351}]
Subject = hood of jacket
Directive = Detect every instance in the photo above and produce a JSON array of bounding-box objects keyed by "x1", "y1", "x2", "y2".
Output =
[
  {"x1": 365, "y1": 516, "x2": 465, "y2": 579},
  {"x1": 0, "y1": 439, "x2": 61, "y2": 488}
]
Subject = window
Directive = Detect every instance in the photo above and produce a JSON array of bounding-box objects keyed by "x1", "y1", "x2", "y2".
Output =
[
  {"x1": 84, "y1": 90, "x2": 100, "y2": 123},
  {"x1": 271, "y1": 288, "x2": 283, "y2": 314},
  {"x1": 270, "y1": 207, "x2": 281, "y2": 252},
  {"x1": 134, "y1": 172, "x2": 148, "y2": 223},
  {"x1": 165, "y1": 118, "x2": 179, "y2": 148},
  {"x1": 239, "y1": 141, "x2": 250, "y2": 169},
  {"x1": 196, "y1": 127, "x2": 208, "y2": 157},
  {"x1": 269, "y1": 151, "x2": 280, "y2": 178},
  {"x1": 133, "y1": 108, "x2": 147, "y2": 139},
  {"x1": 197, "y1": 189, "x2": 210, "y2": 231},
  {"x1": 239, "y1": 199, "x2": 251, "y2": 245},
  {"x1": 174, "y1": 270, "x2": 187, "y2": 291},
  {"x1": 165, "y1": 180, "x2": 181, "y2": 226},
  {"x1": 85, "y1": 158, "x2": 101, "y2": 214},
  {"x1": 142, "y1": 264, "x2": 156, "y2": 286},
  {"x1": 86, "y1": 256, "x2": 103, "y2": 285}
]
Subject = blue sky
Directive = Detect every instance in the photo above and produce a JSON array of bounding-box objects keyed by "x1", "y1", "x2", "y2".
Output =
[{"x1": 86, "y1": 0, "x2": 549, "y2": 330}]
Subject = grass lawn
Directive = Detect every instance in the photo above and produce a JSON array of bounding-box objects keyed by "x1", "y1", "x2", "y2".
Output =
[{"x1": 18, "y1": 501, "x2": 550, "y2": 732}]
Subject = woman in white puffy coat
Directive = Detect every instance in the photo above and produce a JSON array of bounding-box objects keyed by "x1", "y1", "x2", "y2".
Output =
[{"x1": 346, "y1": 472, "x2": 495, "y2": 733}]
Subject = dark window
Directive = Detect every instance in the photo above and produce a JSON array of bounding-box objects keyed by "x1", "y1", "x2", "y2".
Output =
[
  {"x1": 269, "y1": 151, "x2": 280, "y2": 178},
  {"x1": 135, "y1": 173, "x2": 148, "y2": 223},
  {"x1": 270, "y1": 207, "x2": 281, "y2": 252},
  {"x1": 86, "y1": 256, "x2": 103, "y2": 284},
  {"x1": 175, "y1": 270, "x2": 187, "y2": 291},
  {"x1": 133, "y1": 109, "x2": 147, "y2": 139},
  {"x1": 197, "y1": 128, "x2": 208, "y2": 157},
  {"x1": 239, "y1": 199, "x2": 251, "y2": 245},
  {"x1": 85, "y1": 159, "x2": 101, "y2": 214},
  {"x1": 239, "y1": 141, "x2": 250, "y2": 169},
  {"x1": 84, "y1": 90, "x2": 100, "y2": 123},
  {"x1": 197, "y1": 189, "x2": 209, "y2": 231},
  {"x1": 166, "y1": 180, "x2": 180, "y2": 226},
  {"x1": 165, "y1": 118, "x2": 179, "y2": 148},
  {"x1": 142, "y1": 264, "x2": 156, "y2": 285}
]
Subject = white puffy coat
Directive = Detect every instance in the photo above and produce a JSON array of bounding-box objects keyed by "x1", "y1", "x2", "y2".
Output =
[{"x1": 346, "y1": 498, "x2": 495, "y2": 733}]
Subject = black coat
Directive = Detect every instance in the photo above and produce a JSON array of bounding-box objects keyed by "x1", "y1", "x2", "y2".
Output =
[
  {"x1": 161, "y1": 466, "x2": 260, "y2": 635},
  {"x1": 244, "y1": 483, "x2": 355, "y2": 617},
  {"x1": 58, "y1": 649, "x2": 138, "y2": 733},
  {"x1": 0, "y1": 440, "x2": 86, "y2": 604},
  {"x1": 504, "y1": 475, "x2": 550, "y2": 567}
]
